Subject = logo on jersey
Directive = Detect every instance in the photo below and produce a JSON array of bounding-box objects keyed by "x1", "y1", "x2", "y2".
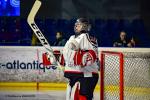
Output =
[{"x1": 74, "y1": 50, "x2": 97, "y2": 67}]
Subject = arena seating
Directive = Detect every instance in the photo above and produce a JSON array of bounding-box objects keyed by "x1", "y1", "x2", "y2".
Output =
[{"x1": 0, "y1": 17, "x2": 150, "y2": 47}]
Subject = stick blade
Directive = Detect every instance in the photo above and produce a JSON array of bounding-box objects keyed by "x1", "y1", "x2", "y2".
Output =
[{"x1": 27, "y1": 0, "x2": 41, "y2": 23}]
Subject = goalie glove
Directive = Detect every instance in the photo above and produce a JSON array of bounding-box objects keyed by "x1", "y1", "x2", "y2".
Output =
[
  {"x1": 43, "y1": 51, "x2": 65, "y2": 66},
  {"x1": 43, "y1": 52, "x2": 57, "y2": 66},
  {"x1": 73, "y1": 50, "x2": 97, "y2": 67},
  {"x1": 53, "y1": 50, "x2": 65, "y2": 66}
]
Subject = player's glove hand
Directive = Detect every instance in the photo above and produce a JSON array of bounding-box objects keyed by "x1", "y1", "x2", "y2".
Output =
[{"x1": 43, "y1": 52, "x2": 57, "y2": 66}]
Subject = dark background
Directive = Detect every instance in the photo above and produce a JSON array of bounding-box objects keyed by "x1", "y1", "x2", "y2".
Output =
[
  {"x1": 0, "y1": 0, "x2": 150, "y2": 47},
  {"x1": 21, "y1": 0, "x2": 150, "y2": 34},
  {"x1": 21, "y1": 0, "x2": 141, "y2": 19}
]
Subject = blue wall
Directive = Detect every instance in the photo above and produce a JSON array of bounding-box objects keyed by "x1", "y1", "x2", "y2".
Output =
[{"x1": 0, "y1": 18, "x2": 150, "y2": 47}]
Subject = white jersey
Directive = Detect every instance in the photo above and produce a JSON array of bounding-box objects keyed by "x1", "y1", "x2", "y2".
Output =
[{"x1": 63, "y1": 33, "x2": 99, "y2": 75}]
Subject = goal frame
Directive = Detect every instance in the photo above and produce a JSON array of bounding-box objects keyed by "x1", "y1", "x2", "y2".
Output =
[{"x1": 100, "y1": 51, "x2": 124, "y2": 100}]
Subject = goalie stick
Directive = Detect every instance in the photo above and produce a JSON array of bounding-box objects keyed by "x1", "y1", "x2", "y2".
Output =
[{"x1": 27, "y1": 0, "x2": 64, "y2": 70}]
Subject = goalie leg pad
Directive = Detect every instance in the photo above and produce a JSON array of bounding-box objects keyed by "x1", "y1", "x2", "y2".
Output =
[
  {"x1": 66, "y1": 82, "x2": 80, "y2": 100},
  {"x1": 70, "y1": 82, "x2": 88, "y2": 100},
  {"x1": 79, "y1": 95, "x2": 87, "y2": 100},
  {"x1": 66, "y1": 83, "x2": 72, "y2": 100},
  {"x1": 70, "y1": 82, "x2": 80, "y2": 100}
]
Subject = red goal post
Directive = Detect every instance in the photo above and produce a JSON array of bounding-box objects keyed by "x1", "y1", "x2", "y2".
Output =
[{"x1": 100, "y1": 51, "x2": 124, "y2": 100}]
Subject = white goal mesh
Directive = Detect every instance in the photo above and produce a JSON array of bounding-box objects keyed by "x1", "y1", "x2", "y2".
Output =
[{"x1": 100, "y1": 51, "x2": 150, "y2": 100}]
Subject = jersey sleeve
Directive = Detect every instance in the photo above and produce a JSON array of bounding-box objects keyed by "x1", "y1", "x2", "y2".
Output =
[{"x1": 63, "y1": 35, "x2": 77, "y2": 65}]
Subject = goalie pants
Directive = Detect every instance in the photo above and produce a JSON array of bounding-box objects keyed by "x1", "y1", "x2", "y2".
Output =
[{"x1": 64, "y1": 72, "x2": 99, "y2": 100}]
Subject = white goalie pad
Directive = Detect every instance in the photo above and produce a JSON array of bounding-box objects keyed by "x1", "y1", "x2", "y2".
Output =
[
  {"x1": 66, "y1": 83, "x2": 71, "y2": 100},
  {"x1": 66, "y1": 82, "x2": 80, "y2": 100}
]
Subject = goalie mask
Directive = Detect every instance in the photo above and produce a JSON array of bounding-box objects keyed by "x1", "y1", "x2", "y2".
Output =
[{"x1": 74, "y1": 18, "x2": 91, "y2": 36}]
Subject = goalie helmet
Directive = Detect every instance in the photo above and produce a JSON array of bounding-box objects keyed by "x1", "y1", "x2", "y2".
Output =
[{"x1": 74, "y1": 18, "x2": 91, "y2": 35}]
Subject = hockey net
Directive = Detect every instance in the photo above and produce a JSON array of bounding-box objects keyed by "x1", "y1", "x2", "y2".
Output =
[{"x1": 100, "y1": 50, "x2": 150, "y2": 100}]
